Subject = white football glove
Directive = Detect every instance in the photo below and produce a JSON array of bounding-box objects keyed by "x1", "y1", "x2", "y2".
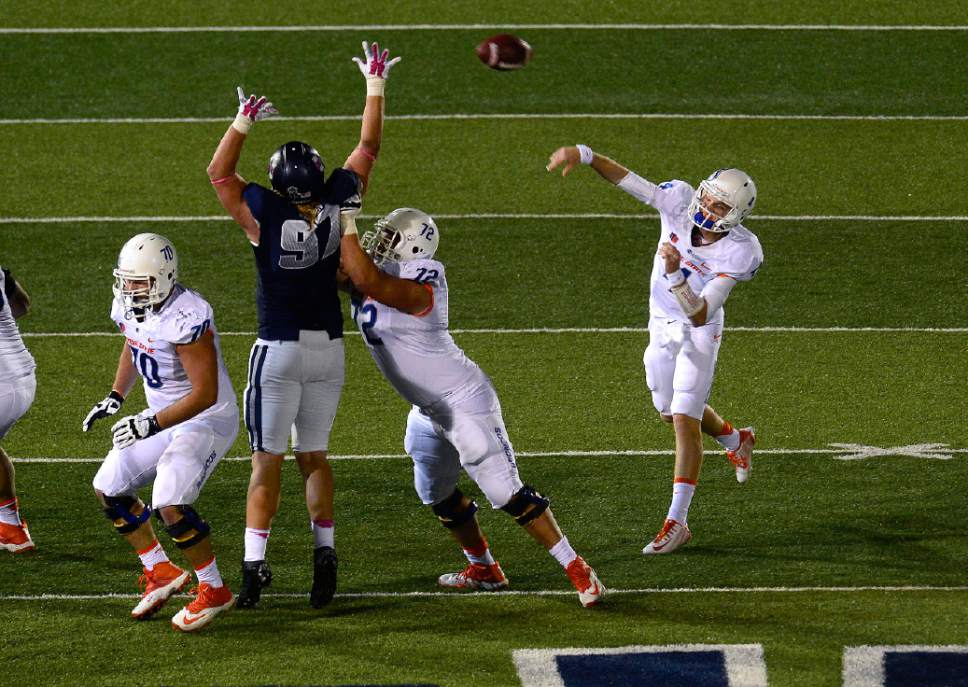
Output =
[
  {"x1": 352, "y1": 41, "x2": 401, "y2": 96},
  {"x1": 232, "y1": 86, "x2": 279, "y2": 134},
  {"x1": 82, "y1": 391, "x2": 124, "y2": 432},
  {"x1": 111, "y1": 412, "x2": 162, "y2": 450}
]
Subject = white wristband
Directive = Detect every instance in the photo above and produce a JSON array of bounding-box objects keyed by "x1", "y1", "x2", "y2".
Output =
[
  {"x1": 365, "y1": 77, "x2": 385, "y2": 97},
  {"x1": 340, "y1": 212, "x2": 358, "y2": 236},
  {"x1": 576, "y1": 144, "x2": 594, "y2": 165},
  {"x1": 664, "y1": 269, "x2": 685, "y2": 286},
  {"x1": 231, "y1": 113, "x2": 253, "y2": 134}
]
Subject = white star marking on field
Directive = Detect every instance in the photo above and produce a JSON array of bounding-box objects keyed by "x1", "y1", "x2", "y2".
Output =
[{"x1": 829, "y1": 443, "x2": 956, "y2": 461}]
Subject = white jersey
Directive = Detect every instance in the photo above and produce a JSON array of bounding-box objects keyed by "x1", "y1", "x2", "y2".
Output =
[
  {"x1": 110, "y1": 284, "x2": 237, "y2": 430},
  {"x1": 619, "y1": 175, "x2": 763, "y2": 324},
  {"x1": 0, "y1": 267, "x2": 36, "y2": 380},
  {"x1": 351, "y1": 259, "x2": 488, "y2": 411}
]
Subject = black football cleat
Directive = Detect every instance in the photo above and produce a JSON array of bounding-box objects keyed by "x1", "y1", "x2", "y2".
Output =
[
  {"x1": 236, "y1": 559, "x2": 272, "y2": 609},
  {"x1": 310, "y1": 546, "x2": 337, "y2": 609}
]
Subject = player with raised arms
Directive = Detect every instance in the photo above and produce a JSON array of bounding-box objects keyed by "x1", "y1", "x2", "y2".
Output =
[
  {"x1": 547, "y1": 145, "x2": 762, "y2": 555},
  {"x1": 0, "y1": 265, "x2": 37, "y2": 553},
  {"x1": 206, "y1": 41, "x2": 400, "y2": 610},
  {"x1": 337, "y1": 207, "x2": 604, "y2": 607},
  {"x1": 84, "y1": 233, "x2": 239, "y2": 631}
]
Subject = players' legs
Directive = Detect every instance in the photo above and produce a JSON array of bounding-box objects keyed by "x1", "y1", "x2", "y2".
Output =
[
  {"x1": 644, "y1": 323, "x2": 721, "y2": 555},
  {"x1": 245, "y1": 452, "x2": 284, "y2": 531},
  {"x1": 154, "y1": 423, "x2": 236, "y2": 630},
  {"x1": 294, "y1": 451, "x2": 334, "y2": 530},
  {"x1": 405, "y1": 407, "x2": 507, "y2": 590},
  {"x1": 438, "y1": 391, "x2": 603, "y2": 606},
  {"x1": 92, "y1": 432, "x2": 187, "y2": 618},
  {"x1": 0, "y1": 373, "x2": 36, "y2": 552},
  {"x1": 0, "y1": 446, "x2": 15, "y2": 502},
  {"x1": 291, "y1": 334, "x2": 344, "y2": 608},
  {"x1": 242, "y1": 339, "x2": 301, "y2": 563}
]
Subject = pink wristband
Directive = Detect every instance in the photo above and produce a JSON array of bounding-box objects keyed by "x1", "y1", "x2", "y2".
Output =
[
  {"x1": 210, "y1": 174, "x2": 235, "y2": 185},
  {"x1": 356, "y1": 145, "x2": 377, "y2": 162}
]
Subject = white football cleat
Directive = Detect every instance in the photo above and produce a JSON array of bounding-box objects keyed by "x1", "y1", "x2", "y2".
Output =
[
  {"x1": 726, "y1": 427, "x2": 755, "y2": 483},
  {"x1": 642, "y1": 518, "x2": 692, "y2": 555}
]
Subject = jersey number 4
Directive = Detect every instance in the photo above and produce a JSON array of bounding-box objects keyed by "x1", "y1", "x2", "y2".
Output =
[{"x1": 279, "y1": 213, "x2": 340, "y2": 270}]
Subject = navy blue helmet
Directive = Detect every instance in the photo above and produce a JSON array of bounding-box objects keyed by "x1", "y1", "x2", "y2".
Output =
[{"x1": 268, "y1": 141, "x2": 326, "y2": 204}]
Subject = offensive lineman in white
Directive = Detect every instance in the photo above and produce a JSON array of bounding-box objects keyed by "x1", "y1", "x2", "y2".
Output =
[
  {"x1": 337, "y1": 208, "x2": 604, "y2": 607},
  {"x1": 0, "y1": 266, "x2": 37, "y2": 553},
  {"x1": 548, "y1": 145, "x2": 762, "y2": 555},
  {"x1": 83, "y1": 233, "x2": 239, "y2": 631}
]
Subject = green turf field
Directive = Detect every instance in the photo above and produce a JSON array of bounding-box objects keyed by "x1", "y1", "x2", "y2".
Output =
[{"x1": 1, "y1": 3, "x2": 967, "y2": 686}]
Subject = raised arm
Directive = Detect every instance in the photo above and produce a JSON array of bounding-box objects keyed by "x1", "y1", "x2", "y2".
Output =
[
  {"x1": 546, "y1": 145, "x2": 630, "y2": 184},
  {"x1": 338, "y1": 214, "x2": 431, "y2": 315},
  {"x1": 207, "y1": 88, "x2": 278, "y2": 243},
  {"x1": 343, "y1": 41, "x2": 401, "y2": 196}
]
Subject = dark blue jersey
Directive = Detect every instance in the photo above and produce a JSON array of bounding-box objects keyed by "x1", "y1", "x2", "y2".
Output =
[{"x1": 243, "y1": 167, "x2": 361, "y2": 341}]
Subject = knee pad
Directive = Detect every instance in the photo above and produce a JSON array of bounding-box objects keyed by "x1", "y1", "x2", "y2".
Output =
[
  {"x1": 501, "y1": 485, "x2": 549, "y2": 526},
  {"x1": 431, "y1": 488, "x2": 478, "y2": 530},
  {"x1": 103, "y1": 495, "x2": 151, "y2": 535},
  {"x1": 161, "y1": 505, "x2": 211, "y2": 549}
]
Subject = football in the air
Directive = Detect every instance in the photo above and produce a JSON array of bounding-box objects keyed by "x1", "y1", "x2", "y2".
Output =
[{"x1": 475, "y1": 34, "x2": 533, "y2": 71}]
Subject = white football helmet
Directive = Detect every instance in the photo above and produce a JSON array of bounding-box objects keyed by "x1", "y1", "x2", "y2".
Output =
[
  {"x1": 112, "y1": 233, "x2": 178, "y2": 315},
  {"x1": 361, "y1": 208, "x2": 439, "y2": 266},
  {"x1": 687, "y1": 168, "x2": 757, "y2": 232}
]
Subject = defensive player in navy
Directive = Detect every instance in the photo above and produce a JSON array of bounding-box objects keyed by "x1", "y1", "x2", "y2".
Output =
[
  {"x1": 83, "y1": 234, "x2": 239, "y2": 631},
  {"x1": 0, "y1": 265, "x2": 37, "y2": 553},
  {"x1": 207, "y1": 41, "x2": 400, "y2": 609},
  {"x1": 547, "y1": 144, "x2": 762, "y2": 555},
  {"x1": 337, "y1": 207, "x2": 604, "y2": 608}
]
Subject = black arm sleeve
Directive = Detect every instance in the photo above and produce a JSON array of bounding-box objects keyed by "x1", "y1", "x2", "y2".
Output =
[{"x1": 2, "y1": 268, "x2": 16, "y2": 300}]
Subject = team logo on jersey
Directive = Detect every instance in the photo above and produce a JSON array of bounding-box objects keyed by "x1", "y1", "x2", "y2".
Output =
[
  {"x1": 669, "y1": 232, "x2": 679, "y2": 244},
  {"x1": 118, "y1": 322, "x2": 125, "y2": 332}
]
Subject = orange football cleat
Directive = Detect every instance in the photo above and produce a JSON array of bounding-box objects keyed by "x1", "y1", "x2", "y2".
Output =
[
  {"x1": 131, "y1": 561, "x2": 190, "y2": 620},
  {"x1": 0, "y1": 520, "x2": 34, "y2": 553},
  {"x1": 565, "y1": 556, "x2": 604, "y2": 608},
  {"x1": 438, "y1": 562, "x2": 509, "y2": 591},
  {"x1": 171, "y1": 583, "x2": 234, "y2": 632}
]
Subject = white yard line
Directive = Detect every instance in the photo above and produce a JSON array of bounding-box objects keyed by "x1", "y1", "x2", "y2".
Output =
[
  {"x1": 11, "y1": 448, "x2": 968, "y2": 464},
  {"x1": 18, "y1": 327, "x2": 968, "y2": 338},
  {"x1": 2, "y1": 585, "x2": 966, "y2": 602},
  {"x1": 3, "y1": 24, "x2": 968, "y2": 34},
  {"x1": 3, "y1": 213, "x2": 968, "y2": 223},
  {"x1": 2, "y1": 113, "x2": 968, "y2": 125}
]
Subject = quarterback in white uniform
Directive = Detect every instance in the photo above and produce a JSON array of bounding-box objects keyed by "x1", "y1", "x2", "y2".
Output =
[
  {"x1": 548, "y1": 145, "x2": 762, "y2": 555},
  {"x1": 338, "y1": 208, "x2": 604, "y2": 608},
  {"x1": 0, "y1": 266, "x2": 37, "y2": 553},
  {"x1": 84, "y1": 233, "x2": 239, "y2": 631}
]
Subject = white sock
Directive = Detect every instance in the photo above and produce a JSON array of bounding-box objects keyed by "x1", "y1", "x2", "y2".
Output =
[
  {"x1": 0, "y1": 498, "x2": 21, "y2": 526},
  {"x1": 244, "y1": 527, "x2": 271, "y2": 562},
  {"x1": 548, "y1": 535, "x2": 578, "y2": 568},
  {"x1": 195, "y1": 556, "x2": 224, "y2": 588},
  {"x1": 463, "y1": 539, "x2": 496, "y2": 566},
  {"x1": 311, "y1": 519, "x2": 334, "y2": 549},
  {"x1": 138, "y1": 540, "x2": 170, "y2": 571},
  {"x1": 714, "y1": 421, "x2": 741, "y2": 451},
  {"x1": 667, "y1": 480, "x2": 696, "y2": 524}
]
